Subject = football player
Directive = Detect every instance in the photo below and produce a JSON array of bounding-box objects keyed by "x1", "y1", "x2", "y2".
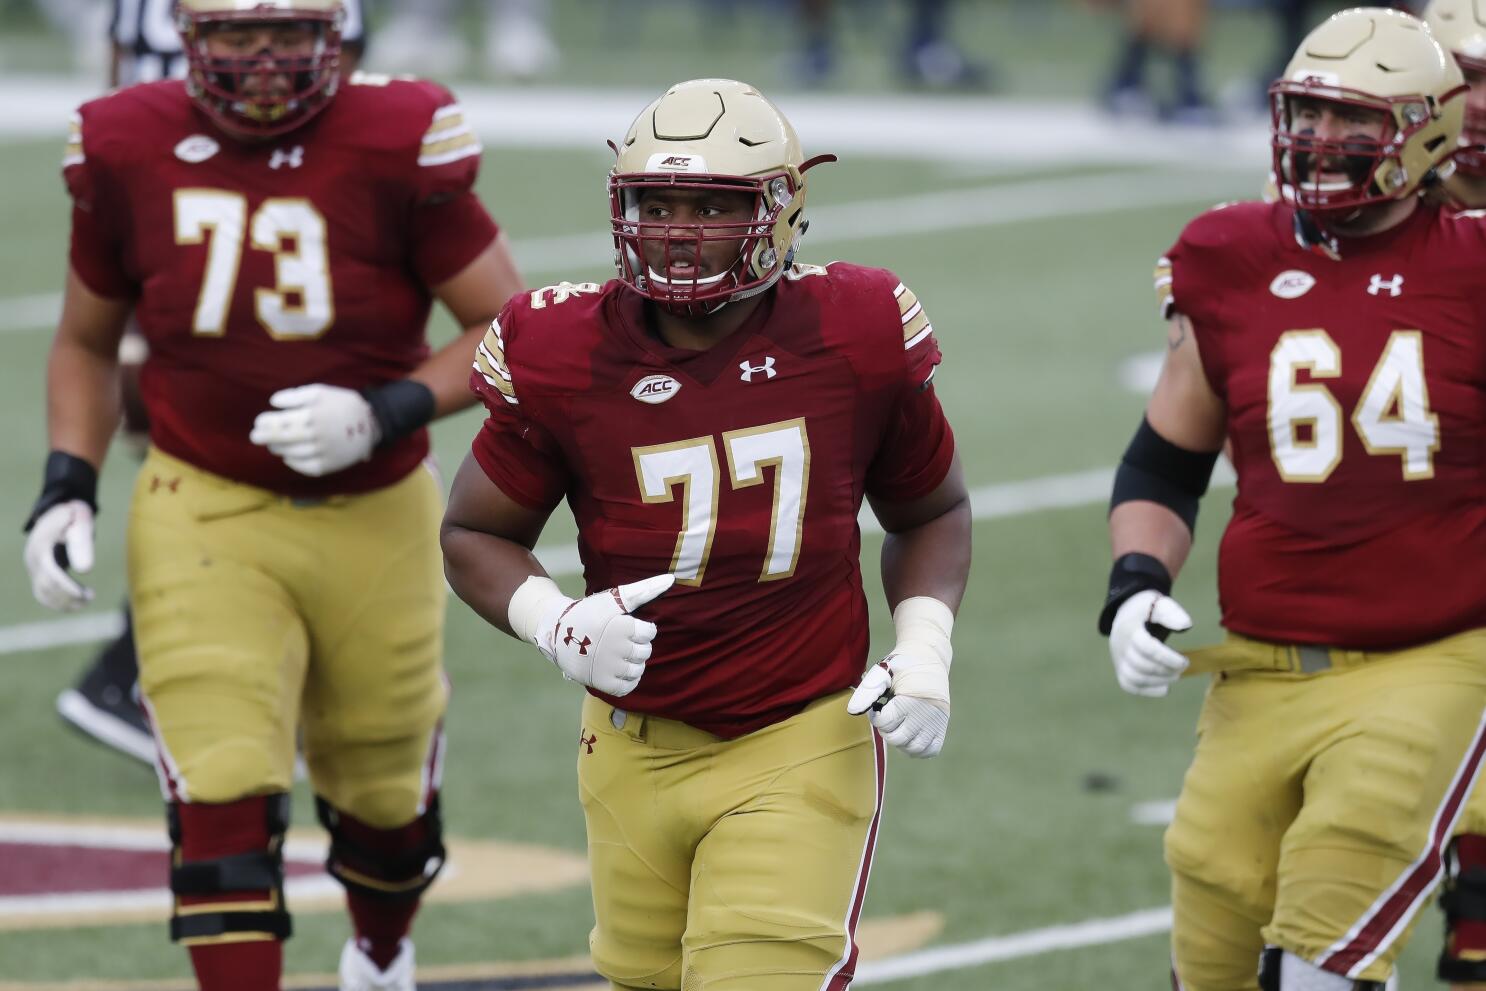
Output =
[
  {"x1": 1421, "y1": 6, "x2": 1486, "y2": 988},
  {"x1": 21, "y1": 2, "x2": 524, "y2": 990},
  {"x1": 1099, "y1": 8, "x2": 1486, "y2": 989},
  {"x1": 442, "y1": 79, "x2": 971, "y2": 990},
  {"x1": 55, "y1": 0, "x2": 365, "y2": 771}
]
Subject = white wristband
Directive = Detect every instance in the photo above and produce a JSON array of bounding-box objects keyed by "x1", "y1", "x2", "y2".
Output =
[
  {"x1": 507, "y1": 575, "x2": 568, "y2": 648},
  {"x1": 892, "y1": 596, "x2": 954, "y2": 669}
]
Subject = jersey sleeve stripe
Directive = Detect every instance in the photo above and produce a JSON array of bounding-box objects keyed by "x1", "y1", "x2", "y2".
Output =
[
  {"x1": 419, "y1": 134, "x2": 482, "y2": 167},
  {"x1": 475, "y1": 349, "x2": 517, "y2": 401},
  {"x1": 64, "y1": 112, "x2": 84, "y2": 166},
  {"x1": 904, "y1": 324, "x2": 934, "y2": 351},
  {"x1": 1153, "y1": 257, "x2": 1175, "y2": 318},
  {"x1": 896, "y1": 286, "x2": 920, "y2": 319},
  {"x1": 423, "y1": 109, "x2": 467, "y2": 139},
  {"x1": 902, "y1": 310, "x2": 931, "y2": 344},
  {"x1": 900, "y1": 300, "x2": 924, "y2": 325},
  {"x1": 474, "y1": 322, "x2": 517, "y2": 401}
]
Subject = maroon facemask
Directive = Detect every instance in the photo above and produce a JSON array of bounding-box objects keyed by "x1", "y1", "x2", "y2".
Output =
[
  {"x1": 608, "y1": 170, "x2": 796, "y2": 318},
  {"x1": 180, "y1": 6, "x2": 342, "y2": 139}
]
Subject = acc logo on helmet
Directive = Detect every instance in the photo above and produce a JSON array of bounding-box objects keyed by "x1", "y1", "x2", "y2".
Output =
[{"x1": 647, "y1": 153, "x2": 708, "y2": 173}]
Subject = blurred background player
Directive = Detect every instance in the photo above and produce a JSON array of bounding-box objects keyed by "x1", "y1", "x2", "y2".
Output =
[
  {"x1": 368, "y1": 0, "x2": 556, "y2": 80},
  {"x1": 443, "y1": 78, "x2": 970, "y2": 991},
  {"x1": 1099, "y1": 8, "x2": 1486, "y2": 988},
  {"x1": 1421, "y1": 6, "x2": 1486, "y2": 987},
  {"x1": 54, "y1": 0, "x2": 365, "y2": 768},
  {"x1": 795, "y1": 0, "x2": 990, "y2": 88},
  {"x1": 1099, "y1": 0, "x2": 1215, "y2": 122},
  {"x1": 21, "y1": 1, "x2": 523, "y2": 989}
]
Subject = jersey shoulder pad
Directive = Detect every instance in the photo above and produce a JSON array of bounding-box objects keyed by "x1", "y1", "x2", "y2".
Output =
[
  {"x1": 337, "y1": 75, "x2": 480, "y2": 168},
  {"x1": 71, "y1": 81, "x2": 192, "y2": 169},
  {"x1": 472, "y1": 280, "x2": 615, "y2": 407},
  {"x1": 1157, "y1": 199, "x2": 1277, "y2": 320},
  {"x1": 795, "y1": 261, "x2": 941, "y2": 386}
]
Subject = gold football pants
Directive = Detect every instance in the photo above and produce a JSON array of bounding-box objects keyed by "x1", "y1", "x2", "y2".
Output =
[
  {"x1": 128, "y1": 448, "x2": 448, "y2": 827},
  {"x1": 1168, "y1": 630, "x2": 1486, "y2": 988},
  {"x1": 578, "y1": 690, "x2": 884, "y2": 991}
]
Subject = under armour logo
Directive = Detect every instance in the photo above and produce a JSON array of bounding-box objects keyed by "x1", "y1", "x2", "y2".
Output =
[
  {"x1": 269, "y1": 145, "x2": 305, "y2": 170},
  {"x1": 579, "y1": 730, "x2": 596, "y2": 755},
  {"x1": 739, "y1": 356, "x2": 777, "y2": 382},
  {"x1": 563, "y1": 627, "x2": 591, "y2": 655},
  {"x1": 149, "y1": 475, "x2": 181, "y2": 494},
  {"x1": 1367, "y1": 274, "x2": 1404, "y2": 297}
]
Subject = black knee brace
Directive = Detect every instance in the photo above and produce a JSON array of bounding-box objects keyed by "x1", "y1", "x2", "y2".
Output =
[
  {"x1": 166, "y1": 794, "x2": 292, "y2": 943},
  {"x1": 315, "y1": 793, "x2": 446, "y2": 901},
  {"x1": 1258, "y1": 947, "x2": 1388, "y2": 991},
  {"x1": 1439, "y1": 836, "x2": 1486, "y2": 983}
]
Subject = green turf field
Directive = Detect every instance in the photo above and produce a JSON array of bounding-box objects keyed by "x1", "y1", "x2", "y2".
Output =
[{"x1": 0, "y1": 3, "x2": 1457, "y2": 987}]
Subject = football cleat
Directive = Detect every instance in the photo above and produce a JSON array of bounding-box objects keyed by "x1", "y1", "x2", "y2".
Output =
[{"x1": 338, "y1": 937, "x2": 414, "y2": 991}]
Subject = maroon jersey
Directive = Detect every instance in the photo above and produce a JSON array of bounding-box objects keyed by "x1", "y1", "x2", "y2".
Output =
[
  {"x1": 469, "y1": 264, "x2": 955, "y2": 737},
  {"x1": 1159, "y1": 200, "x2": 1486, "y2": 649},
  {"x1": 63, "y1": 76, "x2": 498, "y2": 496}
]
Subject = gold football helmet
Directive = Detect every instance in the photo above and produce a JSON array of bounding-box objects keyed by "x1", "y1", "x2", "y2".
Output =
[
  {"x1": 177, "y1": 0, "x2": 345, "y2": 138},
  {"x1": 1270, "y1": 7, "x2": 1465, "y2": 210},
  {"x1": 608, "y1": 79, "x2": 835, "y2": 314},
  {"x1": 1424, "y1": 0, "x2": 1486, "y2": 173}
]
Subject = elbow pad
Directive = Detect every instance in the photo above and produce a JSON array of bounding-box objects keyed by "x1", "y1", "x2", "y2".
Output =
[{"x1": 1109, "y1": 417, "x2": 1219, "y2": 534}]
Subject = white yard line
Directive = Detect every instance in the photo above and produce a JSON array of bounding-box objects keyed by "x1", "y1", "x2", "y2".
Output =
[
  {"x1": 856, "y1": 906, "x2": 1174, "y2": 983},
  {"x1": 0, "y1": 463, "x2": 1236, "y2": 656},
  {"x1": 0, "y1": 77, "x2": 1269, "y2": 169},
  {"x1": 0, "y1": 167, "x2": 1248, "y2": 333},
  {"x1": 1130, "y1": 799, "x2": 1180, "y2": 826}
]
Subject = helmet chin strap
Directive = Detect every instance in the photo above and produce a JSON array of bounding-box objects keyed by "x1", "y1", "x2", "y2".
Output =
[{"x1": 1292, "y1": 209, "x2": 1342, "y2": 260}]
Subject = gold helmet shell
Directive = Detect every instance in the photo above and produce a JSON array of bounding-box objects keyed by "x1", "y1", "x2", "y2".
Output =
[
  {"x1": 608, "y1": 79, "x2": 835, "y2": 314},
  {"x1": 1424, "y1": 0, "x2": 1486, "y2": 173},
  {"x1": 1270, "y1": 7, "x2": 1465, "y2": 210}
]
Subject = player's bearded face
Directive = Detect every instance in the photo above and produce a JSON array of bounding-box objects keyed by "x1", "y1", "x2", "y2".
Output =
[
  {"x1": 1288, "y1": 97, "x2": 1392, "y2": 189},
  {"x1": 203, "y1": 22, "x2": 321, "y2": 107},
  {"x1": 634, "y1": 187, "x2": 757, "y2": 287}
]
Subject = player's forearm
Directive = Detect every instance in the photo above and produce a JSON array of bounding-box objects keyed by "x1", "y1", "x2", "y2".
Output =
[
  {"x1": 1109, "y1": 500, "x2": 1193, "y2": 579},
  {"x1": 879, "y1": 494, "x2": 971, "y2": 613},
  {"x1": 440, "y1": 524, "x2": 550, "y2": 638},
  {"x1": 46, "y1": 336, "x2": 121, "y2": 469},
  {"x1": 411, "y1": 323, "x2": 486, "y2": 418}
]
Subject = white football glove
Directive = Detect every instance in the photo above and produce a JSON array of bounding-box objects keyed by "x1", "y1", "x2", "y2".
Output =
[
  {"x1": 249, "y1": 384, "x2": 380, "y2": 478},
  {"x1": 847, "y1": 597, "x2": 954, "y2": 759},
  {"x1": 24, "y1": 501, "x2": 96, "y2": 611},
  {"x1": 1108, "y1": 589, "x2": 1192, "y2": 698},
  {"x1": 507, "y1": 573, "x2": 675, "y2": 697}
]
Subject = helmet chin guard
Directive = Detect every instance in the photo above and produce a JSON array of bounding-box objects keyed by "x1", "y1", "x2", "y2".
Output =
[{"x1": 178, "y1": 0, "x2": 344, "y2": 139}]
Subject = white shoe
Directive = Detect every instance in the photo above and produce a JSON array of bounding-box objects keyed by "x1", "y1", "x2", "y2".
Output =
[{"x1": 338, "y1": 938, "x2": 415, "y2": 991}]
